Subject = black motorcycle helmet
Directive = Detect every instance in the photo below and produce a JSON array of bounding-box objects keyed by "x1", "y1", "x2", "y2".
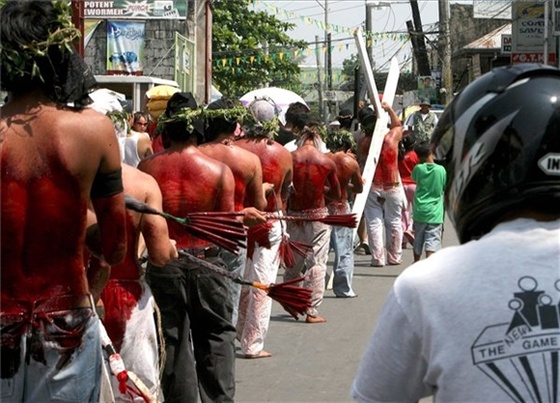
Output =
[{"x1": 431, "y1": 64, "x2": 560, "y2": 243}]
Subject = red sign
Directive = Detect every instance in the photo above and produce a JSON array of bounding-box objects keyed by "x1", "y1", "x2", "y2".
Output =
[{"x1": 512, "y1": 52, "x2": 557, "y2": 64}]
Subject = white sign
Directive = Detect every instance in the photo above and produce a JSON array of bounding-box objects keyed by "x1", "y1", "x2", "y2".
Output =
[{"x1": 512, "y1": 1, "x2": 547, "y2": 51}]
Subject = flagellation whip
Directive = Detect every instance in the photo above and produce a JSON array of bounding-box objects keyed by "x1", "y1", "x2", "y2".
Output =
[
  {"x1": 124, "y1": 195, "x2": 247, "y2": 255},
  {"x1": 188, "y1": 210, "x2": 359, "y2": 229},
  {"x1": 178, "y1": 251, "x2": 313, "y2": 317}
]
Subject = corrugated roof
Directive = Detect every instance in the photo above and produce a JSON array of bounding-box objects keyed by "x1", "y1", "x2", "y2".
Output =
[{"x1": 463, "y1": 23, "x2": 511, "y2": 50}]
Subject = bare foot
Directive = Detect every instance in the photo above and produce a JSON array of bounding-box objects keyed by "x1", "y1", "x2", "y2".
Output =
[
  {"x1": 305, "y1": 315, "x2": 327, "y2": 324},
  {"x1": 244, "y1": 350, "x2": 272, "y2": 359}
]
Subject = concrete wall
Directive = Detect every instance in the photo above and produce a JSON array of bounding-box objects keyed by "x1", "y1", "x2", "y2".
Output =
[
  {"x1": 450, "y1": 4, "x2": 510, "y2": 91},
  {"x1": 84, "y1": 0, "x2": 210, "y2": 103}
]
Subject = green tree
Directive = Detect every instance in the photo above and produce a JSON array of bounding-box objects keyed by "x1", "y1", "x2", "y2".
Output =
[{"x1": 212, "y1": 0, "x2": 307, "y2": 98}]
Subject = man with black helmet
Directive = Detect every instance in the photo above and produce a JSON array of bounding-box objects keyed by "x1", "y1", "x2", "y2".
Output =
[{"x1": 352, "y1": 64, "x2": 560, "y2": 401}]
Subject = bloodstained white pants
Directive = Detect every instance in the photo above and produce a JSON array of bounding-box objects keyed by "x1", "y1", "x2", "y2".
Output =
[
  {"x1": 283, "y1": 207, "x2": 331, "y2": 317},
  {"x1": 364, "y1": 187, "x2": 404, "y2": 266},
  {"x1": 237, "y1": 220, "x2": 283, "y2": 355}
]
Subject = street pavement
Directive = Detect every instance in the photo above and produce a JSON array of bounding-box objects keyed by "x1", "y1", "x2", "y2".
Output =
[{"x1": 234, "y1": 217, "x2": 459, "y2": 402}]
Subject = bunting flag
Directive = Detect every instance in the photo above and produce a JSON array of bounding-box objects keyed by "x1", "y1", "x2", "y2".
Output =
[
  {"x1": 248, "y1": 0, "x2": 409, "y2": 42},
  {"x1": 213, "y1": 0, "x2": 412, "y2": 73}
]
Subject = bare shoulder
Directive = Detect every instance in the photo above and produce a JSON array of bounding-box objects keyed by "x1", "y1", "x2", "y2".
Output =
[{"x1": 123, "y1": 164, "x2": 159, "y2": 199}]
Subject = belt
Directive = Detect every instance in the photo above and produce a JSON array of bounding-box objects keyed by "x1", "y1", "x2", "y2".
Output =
[
  {"x1": 179, "y1": 246, "x2": 221, "y2": 260},
  {"x1": 1, "y1": 294, "x2": 94, "y2": 316}
]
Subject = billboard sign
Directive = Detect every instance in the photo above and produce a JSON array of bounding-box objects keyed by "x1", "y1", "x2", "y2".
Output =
[
  {"x1": 511, "y1": 51, "x2": 556, "y2": 63},
  {"x1": 84, "y1": 1, "x2": 186, "y2": 19}
]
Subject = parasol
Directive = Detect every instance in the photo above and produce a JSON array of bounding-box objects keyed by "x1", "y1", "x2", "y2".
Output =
[{"x1": 240, "y1": 87, "x2": 308, "y2": 125}]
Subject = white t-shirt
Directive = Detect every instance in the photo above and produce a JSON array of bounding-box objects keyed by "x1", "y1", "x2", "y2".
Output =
[
  {"x1": 284, "y1": 139, "x2": 330, "y2": 153},
  {"x1": 352, "y1": 218, "x2": 560, "y2": 402}
]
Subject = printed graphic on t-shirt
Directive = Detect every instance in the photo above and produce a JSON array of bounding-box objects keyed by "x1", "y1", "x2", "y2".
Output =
[{"x1": 471, "y1": 276, "x2": 560, "y2": 402}]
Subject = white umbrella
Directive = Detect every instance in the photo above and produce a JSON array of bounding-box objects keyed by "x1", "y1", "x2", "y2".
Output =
[{"x1": 239, "y1": 87, "x2": 308, "y2": 125}]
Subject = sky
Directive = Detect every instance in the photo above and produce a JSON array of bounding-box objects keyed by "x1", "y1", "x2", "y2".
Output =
[{"x1": 251, "y1": 0, "x2": 458, "y2": 71}]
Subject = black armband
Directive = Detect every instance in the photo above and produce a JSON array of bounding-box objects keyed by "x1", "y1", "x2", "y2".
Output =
[{"x1": 90, "y1": 169, "x2": 123, "y2": 199}]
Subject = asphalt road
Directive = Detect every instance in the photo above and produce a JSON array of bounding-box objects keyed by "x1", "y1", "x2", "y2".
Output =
[{"x1": 234, "y1": 217, "x2": 459, "y2": 402}]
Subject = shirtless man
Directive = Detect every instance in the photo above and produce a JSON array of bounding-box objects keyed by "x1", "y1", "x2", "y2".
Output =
[
  {"x1": 0, "y1": 2, "x2": 126, "y2": 401},
  {"x1": 235, "y1": 98, "x2": 293, "y2": 358},
  {"x1": 88, "y1": 89, "x2": 178, "y2": 401},
  {"x1": 199, "y1": 97, "x2": 270, "y2": 327},
  {"x1": 284, "y1": 124, "x2": 341, "y2": 323},
  {"x1": 138, "y1": 92, "x2": 265, "y2": 402},
  {"x1": 325, "y1": 129, "x2": 363, "y2": 298},
  {"x1": 357, "y1": 102, "x2": 404, "y2": 267}
]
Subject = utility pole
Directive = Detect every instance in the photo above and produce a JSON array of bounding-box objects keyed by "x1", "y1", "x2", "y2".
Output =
[
  {"x1": 365, "y1": 3, "x2": 374, "y2": 69},
  {"x1": 315, "y1": 35, "x2": 324, "y2": 120},
  {"x1": 439, "y1": 0, "x2": 452, "y2": 104},
  {"x1": 409, "y1": 0, "x2": 431, "y2": 76},
  {"x1": 70, "y1": 1, "x2": 84, "y2": 57},
  {"x1": 324, "y1": 0, "x2": 330, "y2": 123}
]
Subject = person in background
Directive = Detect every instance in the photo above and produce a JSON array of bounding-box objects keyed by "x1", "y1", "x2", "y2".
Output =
[
  {"x1": 284, "y1": 124, "x2": 341, "y2": 323},
  {"x1": 120, "y1": 110, "x2": 153, "y2": 167},
  {"x1": 200, "y1": 97, "x2": 270, "y2": 327},
  {"x1": 138, "y1": 92, "x2": 266, "y2": 402},
  {"x1": 0, "y1": 1, "x2": 127, "y2": 401},
  {"x1": 358, "y1": 102, "x2": 404, "y2": 267},
  {"x1": 398, "y1": 132, "x2": 419, "y2": 248},
  {"x1": 352, "y1": 64, "x2": 560, "y2": 402},
  {"x1": 276, "y1": 101, "x2": 310, "y2": 146},
  {"x1": 410, "y1": 141, "x2": 446, "y2": 261},
  {"x1": 235, "y1": 97, "x2": 293, "y2": 358},
  {"x1": 131, "y1": 111, "x2": 149, "y2": 133},
  {"x1": 405, "y1": 99, "x2": 438, "y2": 143},
  {"x1": 88, "y1": 89, "x2": 178, "y2": 402},
  {"x1": 325, "y1": 129, "x2": 363, "y2": 298},
  {"x1": 353, "y1": 105, "x2": 377, "y2": 255}
]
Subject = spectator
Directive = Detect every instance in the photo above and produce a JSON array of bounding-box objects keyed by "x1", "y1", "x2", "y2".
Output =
[
  {"x1": 352, "y1": 64, "x2": 560, "y2": 401},
  {"x1": 131, "y1": 111, "x2": 149, "y2": 133},
  {"x1": 405, "y1": 99, "x2": 438, "y2": 143},
  {"x1": 398, "y1": 133, "x2": 419, "y2": 248},
  {"x1": 410, "y1": 141, "x2": 446, "y2": 261},
  {"x1": 326, "y1": 129, "x2": 363, "y2": 298},
  {"x1": 276, "y1": 101, "x2": 310, "y2": 145}
]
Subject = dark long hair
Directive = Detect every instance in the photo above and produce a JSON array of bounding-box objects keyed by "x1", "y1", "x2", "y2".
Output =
[{"x1": 0, "y1": 1, "x2": 96, "y2": 106}]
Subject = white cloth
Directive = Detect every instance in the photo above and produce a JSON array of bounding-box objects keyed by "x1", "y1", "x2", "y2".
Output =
[
  {"x1": 237, "y1": 220, "x2": 283, "y2": 355},
  {"x1": 364, "y1": 186, "x2": 403, "y2": 266},
  {"x1": 352, "y1": 218, "x2": 560, "y2": 402},
  {"x1": 124, "y1": 131, "x2": 150, "y2": 168},
  {"x1": 104, "y1": 281, "x2": 162, "y2": 403},
  {"x1": 284, "y1": 139, "x2": 330, "y2": 153}
]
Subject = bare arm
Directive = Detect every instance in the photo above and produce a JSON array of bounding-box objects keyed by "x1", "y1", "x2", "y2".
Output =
[
  {"x1": 382, "y1": 101, "x2": 402, "y2": 129},
  {"x1": 244, "y1": 155, "x2": 268, "y2": 211},
  {"x1": 218, "y1": 165, "x2": 236, "y2": 212},
  {"x1": 84, "y1": 207, "x2": 110, "y2": 302},
  {"x1": 90, "y1": 118, "x2": 127, "y2": 265},
  {"x1": 325, "y1": 161, "x2": 342, "y2": 201},
  {"x1": 350, "y1": 163, "x2": 364, "y2": 194},
  {"x1": 140, "y1": 174, "x2": 178, "y2": 267},
  {"x1": 138, "y1": 135, "x2": 154, "y2": 160}
]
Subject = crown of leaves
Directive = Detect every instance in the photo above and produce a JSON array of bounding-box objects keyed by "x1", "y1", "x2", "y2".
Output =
[
  {"x1": 326, "y1": 128, "x2": 356, "y2": 151},
  {"x1": 156, "y1": 105, "x2": 249, "y2": 134},
  {"x1": 0, "y1": 0, "x2": 81, "y2": 83}
]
